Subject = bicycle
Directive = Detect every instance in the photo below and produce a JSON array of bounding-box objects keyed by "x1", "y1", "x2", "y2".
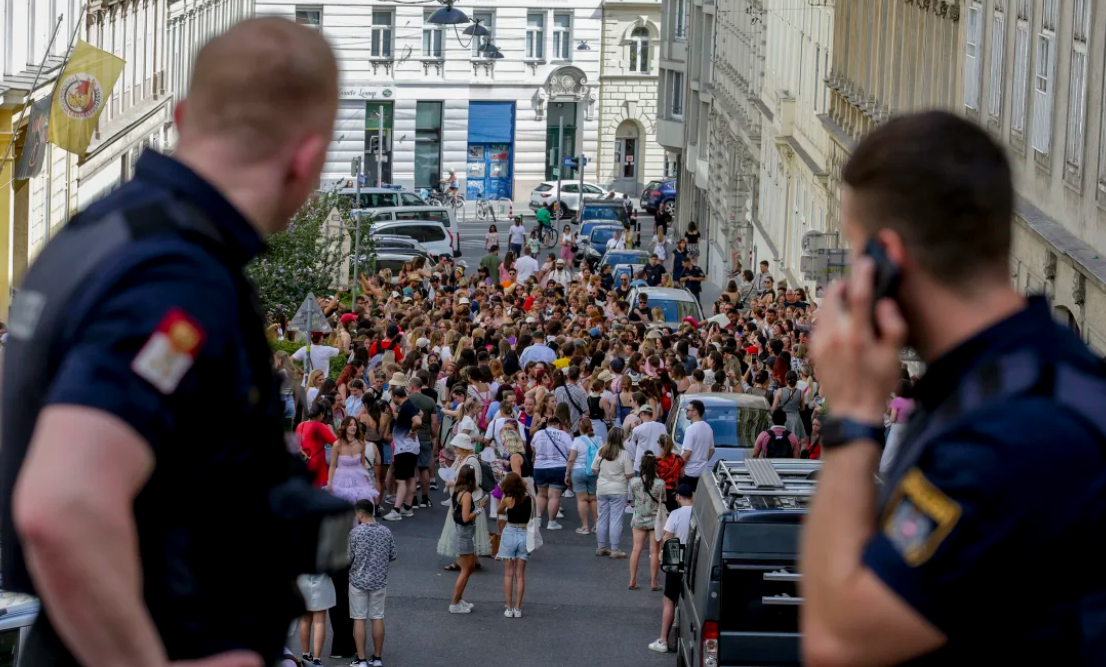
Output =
[
  {"x1": 475, "y1": 197, "x2": 497, "y2": 222},
  {"x1": 538, "y1": 221, "x2": 559, "y2": 249}
]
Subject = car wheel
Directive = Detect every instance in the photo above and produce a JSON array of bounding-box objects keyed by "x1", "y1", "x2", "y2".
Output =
[
  {"x1": 662, "y1": 199, "x2": 676, "y2": 215},
  {"x1": 555, "y1": 206, "x2": 569, "y2": 220}
]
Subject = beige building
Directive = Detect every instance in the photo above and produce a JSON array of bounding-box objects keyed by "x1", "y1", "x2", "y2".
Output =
[
  {"x1": 597, "y1": 0, "x2": 665, "y2": 195},
  {"x1": 961, "y1": 0, "x2": 1106, "y2": 352}
]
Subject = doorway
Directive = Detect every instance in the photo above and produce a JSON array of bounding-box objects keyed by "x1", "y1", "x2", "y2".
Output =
[
  {"x1": 612, "y1": 120, "x2": 641, "y2": 196},
  {"x1": 545, "y1": 102, "x2": 578, "y2": 181}
]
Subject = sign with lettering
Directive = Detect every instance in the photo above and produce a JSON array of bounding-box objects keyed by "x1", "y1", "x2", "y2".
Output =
[{"x1": 338, "y1": 86, "x2": 395, "y2": 100}]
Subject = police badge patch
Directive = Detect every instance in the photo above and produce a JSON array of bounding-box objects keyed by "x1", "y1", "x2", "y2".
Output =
[{"x1": 882, "y1": 468, "x2": 962, "y2": 567}]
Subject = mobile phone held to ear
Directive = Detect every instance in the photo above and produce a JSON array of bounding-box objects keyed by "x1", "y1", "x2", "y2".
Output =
[{"x1": 861, "y1": 238, "x2": 902, "y2": 333}]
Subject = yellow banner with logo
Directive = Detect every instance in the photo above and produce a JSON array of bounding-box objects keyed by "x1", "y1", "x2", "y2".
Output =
[{"x1": 48, "y1": 40, "x2": 126, "y2": 157}]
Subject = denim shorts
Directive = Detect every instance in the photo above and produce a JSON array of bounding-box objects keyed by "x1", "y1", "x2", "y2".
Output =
[
  {"x1": 570, "y1": 467, "x2": 598, "y2": 495},
  {"x1": 497, "y1": 525, "x2": 529, "y2": 561},
  {"x1": 533, "y1": 466, "x2": 567, "y2": 489},
  {"x1": 374, "y1": 441, "x2": 392, "y2": 465}
]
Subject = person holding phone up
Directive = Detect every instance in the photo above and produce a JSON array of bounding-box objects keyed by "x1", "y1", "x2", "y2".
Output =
[{"x1": 800, "y1": 111, "x2": 1106, "y2": 666}]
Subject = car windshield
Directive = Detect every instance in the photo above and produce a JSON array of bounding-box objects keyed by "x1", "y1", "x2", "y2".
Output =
[
  {"x1": 647, "y1": 298, "x2": 700, "y2": 323},
  {"x1": 590, "y1": 227, "x2": 620, "y2": 246},
  {"x1": 674, "y1": 403, "x2": 770, "y2": 449},
  {"x1": 580, "y1": 206, "x2": 620, "y2": 222},
  {"x1": 604, "y1": 252, "x2": 647, "y2": 266}
]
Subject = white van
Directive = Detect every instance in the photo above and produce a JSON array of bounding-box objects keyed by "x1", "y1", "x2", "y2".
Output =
[
  {"x1": 331, "y1": 186, "x2": 427, "y2": 209},
  {"x1": 370, "y1": 219, "x2": 454, "y2": 259},
  {"x1": 358, "y1": 206, "x2": 459, "y2": 256}
]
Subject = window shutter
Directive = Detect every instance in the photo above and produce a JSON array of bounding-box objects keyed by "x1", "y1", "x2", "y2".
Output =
[
  {"x1": 988, "y1": 14, "x2": 1005, "y2": 117},
  {"x1": 1031, "y1": 32, "x2": 1055, "y2": 153},
  {"x1": 1011, "y1": 24, "x2": 1029, "y2": 132},
  {"x1": 964, "y1": 5, "x2": 982, "y2": 109},
  {"x1": 1065, "y1": 49, "x2": 1088, "y2": 169}
]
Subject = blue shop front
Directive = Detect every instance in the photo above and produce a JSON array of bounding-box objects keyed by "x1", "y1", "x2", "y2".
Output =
[{"x1": 466, "y1": 101, "x2": 515, "y2": 201}]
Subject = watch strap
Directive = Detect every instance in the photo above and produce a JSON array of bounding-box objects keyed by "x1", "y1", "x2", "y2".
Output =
[{"x1": 821, "y1": 417, "x2": 886, "y2": 450}]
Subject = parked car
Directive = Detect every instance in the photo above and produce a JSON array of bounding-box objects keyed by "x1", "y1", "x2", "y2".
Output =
[
  {"x1": 578, "y1": 223, "x2": 624, "y2": 269},
  {"x1": 529, "y1": 182, "x2": 626, "y2": 219},
  {"x1": 373, "y1": 251, "x2": 433, "y2": 280},
  {"x1": 369, "y1": 235, "x2": 434, "y2": 259},
  {"x1": 0, "y1": 589, "x2": 40, "y2": 664},
  {"x1": 368, "y1": 219, "x2": 454, "y2": 259},
  {"x1": 601, "y1": 249, "x2": 652, "y2": 271},
  {"x1": 577, "y1": 200, "x2": 629, "y2": 226},
  {"x1": 640, "y1": 179, "x2": 676, "y2": 215},
  {"x1": 612, "y1": 263, "x2": 645, "y2": 284},
  {"x1": 627, "y1": 286, "x2": 704, "y2": 329},
  {"x1": 330, "y1": 186, "x2": 427, "y2": 209},
  {"x1": 666, "y1": 392, "x2": 772, "y2": 464},
  {"x1": 361, "y1": 205, "x2": 459, "y2": 256}
]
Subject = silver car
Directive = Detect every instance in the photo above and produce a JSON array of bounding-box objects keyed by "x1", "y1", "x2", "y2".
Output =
[
  {"x1": 665, "y1": 392, "x2": 772, "y2": 463},
  {"x1": 1, "y1": 589, "x2": 40, "y2": 663}
]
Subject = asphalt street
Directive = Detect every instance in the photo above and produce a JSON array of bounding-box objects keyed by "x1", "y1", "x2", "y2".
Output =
[{"x1": 285, "y1": 491, "x2": 677, "y2": 667}]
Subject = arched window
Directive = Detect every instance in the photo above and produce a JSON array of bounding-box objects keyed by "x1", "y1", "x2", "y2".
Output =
[{"x1": 629, "y1": 27, "x2": 650, "y2": 73}]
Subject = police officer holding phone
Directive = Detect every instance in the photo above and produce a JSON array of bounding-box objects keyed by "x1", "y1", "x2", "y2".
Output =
[
  {"x1": 801, "y1": 112, "x2": 1106, "y2": 666},
  {"x1": 1, "y1": 18, "x2": 350, "y2": 667}
]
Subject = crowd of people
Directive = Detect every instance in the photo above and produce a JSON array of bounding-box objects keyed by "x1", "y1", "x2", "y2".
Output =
[{"x1": 267, "y1": 210, "x2": 880, "y2": 664}]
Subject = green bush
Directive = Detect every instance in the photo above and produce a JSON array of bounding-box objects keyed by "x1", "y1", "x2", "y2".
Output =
[{"x1": 270, "y1": 338, "x2": 345, "y2": 380}]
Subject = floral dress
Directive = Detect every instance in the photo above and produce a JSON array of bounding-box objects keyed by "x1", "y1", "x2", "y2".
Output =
[{"x1": 629, "y1": 477, "x2": 667, "y2": 531}]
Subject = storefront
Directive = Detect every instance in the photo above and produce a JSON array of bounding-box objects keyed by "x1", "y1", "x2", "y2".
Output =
[{"x1": 465, "y1": 101, "x2": 515, "y2": 201}]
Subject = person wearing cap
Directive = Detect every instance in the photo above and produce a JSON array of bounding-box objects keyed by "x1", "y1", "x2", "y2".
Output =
[
  {"x1": 649, "y1": 483, "x2": 695, "y2": 653},
  {"x1": 547, "y1": 258, "x2": 572, "y2": 291}
]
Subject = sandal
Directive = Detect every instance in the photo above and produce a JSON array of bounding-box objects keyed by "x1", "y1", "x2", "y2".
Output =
[
  {"x1": 628, "y1": 583, "x2": 639, "y2": 590},
  {"x1": 444, "y1": 563, "x2": 461, "y2": 572},
  {"x1": 651, "y1": 585, "x2": 663, "y2": 591}
]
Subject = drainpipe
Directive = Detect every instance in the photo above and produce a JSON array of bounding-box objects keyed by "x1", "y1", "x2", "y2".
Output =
[{"x1": 597, "y1": 9, "x2": 606, "y2": 187}]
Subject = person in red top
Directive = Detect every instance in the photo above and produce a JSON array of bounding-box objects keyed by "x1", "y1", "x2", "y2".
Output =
[
  {"x1": 655, "y1": 434, "x2": 685, "y2": 512},
  {"x1": 296, "y1": 400, "x2": 337, "y2": 487},
  {"x1": 369, "y1": 324, "x2": 404, "y2": 363}
]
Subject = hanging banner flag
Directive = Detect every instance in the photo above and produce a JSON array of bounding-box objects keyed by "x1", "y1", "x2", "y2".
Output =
[
  {"x1": 14, "y1": 96, "x2": 52, "y2": 180},
  {"x1": 48, "y1": 40, "x2": 125, "y2": 157}
]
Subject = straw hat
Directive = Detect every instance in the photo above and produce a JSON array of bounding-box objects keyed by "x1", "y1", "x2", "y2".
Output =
[
  {"x1": 450, "y1": 433, "x2": 474, "y2": 452},
  {"x1": 389, "y1": 372, "x2": 407, "y2": 387}
]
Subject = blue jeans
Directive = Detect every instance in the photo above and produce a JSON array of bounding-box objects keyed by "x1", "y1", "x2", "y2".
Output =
[{"x1": 596, "y1": 494, "x2": 627, "y2": 551}]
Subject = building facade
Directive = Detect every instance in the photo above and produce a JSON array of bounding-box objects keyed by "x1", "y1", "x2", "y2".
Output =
[
  {"x1": 258, "y1": 0, "x2": 603, "y2": 202},
  {"x1": 597, "y1": 0, "x2": 664, "y2": 197},
  {"x1": 654, "y1": 0, "x2": 689, "y2": 200},
  {"x1": 753, "y1": 1, "x2": 834, "y2": 294},
  {"x1": 961, "y1": 0, "x2": 1106, "y2": 352}
]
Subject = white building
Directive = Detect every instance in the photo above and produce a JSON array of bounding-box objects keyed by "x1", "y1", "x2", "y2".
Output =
[
  {"x1": 654, "y1": 0, "x2": 688, "y2": 204},
  {"x1": 258, "y1": 0, "x2": 603, "y2": 203},
  {"x1": 597, "y1": 0, "x2": 665, "y2": 196}
]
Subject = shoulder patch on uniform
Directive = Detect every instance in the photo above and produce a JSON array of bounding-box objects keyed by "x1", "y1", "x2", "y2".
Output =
[
  {"x1": 131, "y1": 308, "x2": 207, "y2": 394},
  {"x1": 881, "y1": 468, "x2": 961, "y2": 567}
]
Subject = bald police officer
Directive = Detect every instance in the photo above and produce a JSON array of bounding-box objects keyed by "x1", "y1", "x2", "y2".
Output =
[
  {"x1": 1, "y1": 18, "x2": 342, "y2": 667},
  {"x1": 802, "y1": 111, "x2": 1106, "y2": 666}
]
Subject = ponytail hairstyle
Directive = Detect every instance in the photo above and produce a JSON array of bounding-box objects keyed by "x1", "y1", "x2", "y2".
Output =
[{"x1": 639, "y1": 451, "x2": 660, "y2": 498}]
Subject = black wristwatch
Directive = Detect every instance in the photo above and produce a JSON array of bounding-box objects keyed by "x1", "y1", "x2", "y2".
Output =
[{"x1": 821, "y1": 417, "x2": 886, "y2": 451}]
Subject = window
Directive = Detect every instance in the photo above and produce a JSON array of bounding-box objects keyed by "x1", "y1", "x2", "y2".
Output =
[
  {"x1": 629, "y1": 27, "x2": 650, "y2": 73},
  {"x1": 1031, "y1": 18, "x2": 1056, "y2": 154},
  {"x1": 423, "y1": 10, "x2": 442, "y2": 58},
  {"x1": 371, "y1": 10, "x2": 392, "y2": 58},
  {"x1": 1011, "y1": 1, "x2": 1031, "y2": 136},
  {"x1": 415, "y1": 102, "x2": 443, "y2": 191},
  {"x1": 1064, "y1": 0, "x2": 1092, "y2": 176},
  {"x1": 295, "y1": 5, "x2": 321, "y2": 29},
  {"x1": 964, "y1": 3, "x2": 982, "y2": 110},
  {"x1": 674, "y1": 0, "x2": 687, "y2": 39},
  {"x1": 988, "y1": 3, "x2": 1006, "y2": 119},
  {"x1": 671, "y1": 71, "x2": 684, "y2": 116},
  {"x1": 472, "y1": 12, "x2": 493, "y2": 57},
  {"x1": 553, "y1": 14, "x2": 571, "y2": 60},
  {"x1": 526, "y1": 13, "x2": 545, "y2": 59}
]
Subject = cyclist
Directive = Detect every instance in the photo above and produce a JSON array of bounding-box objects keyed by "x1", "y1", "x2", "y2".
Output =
[
  {"x1": 535, "y1": 203, "x2": 552, "y2": 230},
  {"x1": 440, "y1": 168, "x2": 459, "y2": 206}
]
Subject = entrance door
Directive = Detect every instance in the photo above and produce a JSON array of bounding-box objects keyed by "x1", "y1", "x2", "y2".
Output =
[
  {"x1": 545, "y1": 102, "x2": 578, "y2": 181},
  {"x1": 612, "y1": 120, "x2": 641, "y2": 195},
  {"x1": 365, "y1": 102, "x2": 394, "y2": 186}
]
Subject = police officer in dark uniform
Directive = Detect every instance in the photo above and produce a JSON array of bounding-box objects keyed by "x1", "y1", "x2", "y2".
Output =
[
  {"x1": 801, "y1": 112, "x2": 1106, "y2": 666},
  {"x1": 0, "y1": 18, "x2": 348, "y2": 667}
]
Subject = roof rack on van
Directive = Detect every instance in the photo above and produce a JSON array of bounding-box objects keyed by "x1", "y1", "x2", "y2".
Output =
[{"x1": 713, "y1": 459, "x2": 821, "y2": 511}]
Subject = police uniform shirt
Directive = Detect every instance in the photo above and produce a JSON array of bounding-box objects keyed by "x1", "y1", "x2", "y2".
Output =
[
  {"x1": 862, "y1": 297, "x2": 1106, "y2": 665},
  {"x1": 16, "y1": 151, "x2": 294, "y2": 663}
]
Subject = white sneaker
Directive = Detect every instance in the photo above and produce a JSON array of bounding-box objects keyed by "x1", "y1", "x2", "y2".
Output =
[
  {"x1": 575, "y1": 527, "x2": 591, "y2": 535},
  {"x1": 624, "y1": 506, "x2": 635, "y2": 514},
  {"x1": 504, "y1": 608, "x2": 513, "y2": 618},
  {"x1": 563, "y1": 489, "x2": 575, "y2": 498},
  {"x1": 449, "y1": 603, "x2": 471, "y2": 614},
  {"x1": 556, "y1": 509, "x2": 565, "y2": 518},
  {"x1": 399, "y1": 507, "x2": 415, "y2": 517},
  {"x1": 512, "y1": 608, "x2": 522, "y2": 618},
  {"x1": 460, "y1": 600, "x2": 474, "y2": 611},
  {"x1": 648, "y1": 640, "x2": 669, "y2": 653},
  {"x1": 441, "y1": 499, "x2": 452, "y2": 506},
  {"x1": 382, "y1": 510, "x2": 402, "y2": 521},
  {"x1": 546, "y1": 521, "x2": 563, "y2": 530}
]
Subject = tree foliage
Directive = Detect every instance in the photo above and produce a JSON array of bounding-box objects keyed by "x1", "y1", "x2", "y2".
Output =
[{"x1": 246, "y1": 191, "x2": 376, "y2": 317}]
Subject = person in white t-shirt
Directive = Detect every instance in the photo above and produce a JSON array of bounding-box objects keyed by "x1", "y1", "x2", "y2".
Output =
[
  {"x1": 678, "y1": 400, "x2": 714, "y2": 491},
  {"x1": 626, "y1": 405, "x2": 667, "y2": 472},
  {"x1": 508, "y1": 218, "x2": 528, "y2": 256},
  {"x1": 606, "y1": 229, "x2": 626, "y2": 252},
  {"x1": 514, "y1": 246, "x2": 541, "y2": 283},
  {"x1": 292, "y1": 337, "x2": 341, "y2": 385},
  {"x1": 649, "y1": 484, "x2": 695, "y2": 653}
]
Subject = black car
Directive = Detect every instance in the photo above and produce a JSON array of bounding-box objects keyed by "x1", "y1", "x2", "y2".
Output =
[{"x1": 576, "y1": 200, "x2": 630, "y2": 227}]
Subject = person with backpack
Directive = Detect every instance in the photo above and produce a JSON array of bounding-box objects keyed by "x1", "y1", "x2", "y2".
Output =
[
  {"x1": 566, "y1": 417, "x2": 601, "y2": 535},
  {"x1": 369, "y1": 324, "x2": 405, "y2": 365},
  {"x1": 752, "y1": 409, "x2": 799, "y2": 459}
]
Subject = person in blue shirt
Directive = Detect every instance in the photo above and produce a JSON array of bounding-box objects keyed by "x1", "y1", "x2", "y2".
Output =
[
  {"x1": 802, "y1": 111, "x2": 1106, "y2": 666},
  {"x1": 1, "y1": 18, "x2": 343, "y2": 667}
]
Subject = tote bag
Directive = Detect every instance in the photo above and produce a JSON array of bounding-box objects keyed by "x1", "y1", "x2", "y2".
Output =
[
  {"x1": 526, "y1": 494, "x2": 544, "y2": 552},
  {"x1": 653, "y1": 489, "x2": 670, "y2": 543}
]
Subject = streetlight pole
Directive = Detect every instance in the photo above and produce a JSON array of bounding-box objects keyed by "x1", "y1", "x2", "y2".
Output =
[
  {"x1": 350, "y1": 157, "x2": 362, "y2": 314},
  {"x1": 376, "y1": 108, "x2": 384, "y2": 187},
  {"x1": 555, "y1": 115, "x2": 564, "y2": 220}
]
